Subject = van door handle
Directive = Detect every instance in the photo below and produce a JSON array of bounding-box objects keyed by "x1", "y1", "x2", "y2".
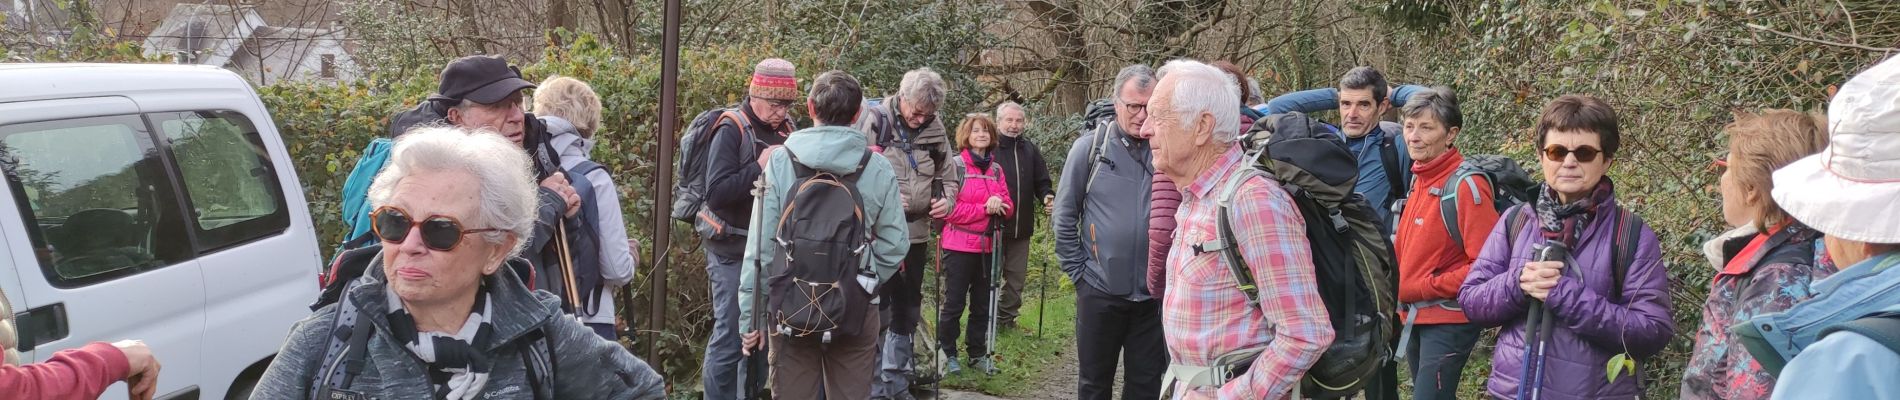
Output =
[{"x1": 14, "y1": 303, "x2": 67, "y2": 352}]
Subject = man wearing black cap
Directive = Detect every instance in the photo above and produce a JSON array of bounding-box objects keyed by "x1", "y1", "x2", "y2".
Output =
[{"x1": 349, "y1": 55, "x2": 593, "y2": 308}]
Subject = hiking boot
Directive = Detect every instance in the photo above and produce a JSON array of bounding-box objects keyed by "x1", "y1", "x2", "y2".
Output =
[
  {"x1": 945, "y1": 358, "x2": 963, "y2": 375},
  {"x1": 970, "y1": 356, "x2": 999, "y2": 375}
]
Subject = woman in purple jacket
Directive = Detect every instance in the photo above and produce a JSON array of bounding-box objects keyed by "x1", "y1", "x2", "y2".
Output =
[{"x1": 1457, "y1": 95, "x2": 1674, "y2": 400}]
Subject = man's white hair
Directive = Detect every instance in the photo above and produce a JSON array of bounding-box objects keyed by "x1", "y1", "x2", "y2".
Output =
[
  {"x1": 367, "y1": 126, "x2": 538, "y2": 256},
  {"x1": 898, "y1": 67, "x2": 947, "y2": 110},
  {"x1": 995, "y1": 101, "x2": 1026, "y2": 119},
  {"x1": 1157, "y1": 59, "x2": 1241, "y2": 143}
]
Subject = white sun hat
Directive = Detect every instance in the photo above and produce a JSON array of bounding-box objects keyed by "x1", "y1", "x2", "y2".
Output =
[{"x1": 1772, "y1": 55, "x2": 1900, "y2": 244}]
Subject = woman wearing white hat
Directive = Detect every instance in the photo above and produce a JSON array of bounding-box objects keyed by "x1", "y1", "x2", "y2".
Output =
[{"x1": 1752, "y1": 55, "x2": 1900, "y2": 399}]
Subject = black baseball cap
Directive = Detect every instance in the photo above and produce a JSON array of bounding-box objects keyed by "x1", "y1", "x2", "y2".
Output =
[{"x1": 427, "y1": 55, "x2": 536, "y2": 104}]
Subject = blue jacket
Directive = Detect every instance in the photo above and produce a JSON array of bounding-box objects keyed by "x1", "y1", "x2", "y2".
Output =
[{"x1": 1771, "y1": 303, "x2": 1900, "y2": 399}]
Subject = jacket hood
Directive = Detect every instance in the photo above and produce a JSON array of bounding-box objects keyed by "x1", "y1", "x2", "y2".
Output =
[
  {"x1": 543, "y1": 116, "x2": 593, "y2": 163},
  {"x1": 784, "y1": 125, "x2": 873, "y2": 174},
  {"x1": 1703, "y1": 224, "x2": 1760, "y2": 271},
  {"x1": 386, "y1": 101, "x2": 449, "y2": 138},
  {"x1": 349, "y1": 253, "x2": 560, "y2": 350}
]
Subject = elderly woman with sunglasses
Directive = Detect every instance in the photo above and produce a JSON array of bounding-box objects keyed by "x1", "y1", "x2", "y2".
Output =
[
  {"x1": 1457, "y1": 95, "x2": 1675, "y2": 400},
  {"x1": 252, "y1": 127, "x2": 662, "y2": 400}
]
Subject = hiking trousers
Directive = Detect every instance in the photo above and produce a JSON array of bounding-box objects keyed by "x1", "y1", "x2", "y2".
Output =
[
  {"x1": 882, "y1": 242, "x2": 929, "y2": 335},
  {"x1": 938, "y1": 250, "x2": 994, "y2": 359},
  {"x1": 702, "y1": 238, "x2": 744, "y2": 400},
  {"x1": 772, "y1": 307, "x2": 882, "y2": 400},
  {"x1": 1075, "y1": 282, "x2": 1166, "y2": 400},
  {"x1": 1404, "y1": 323, "x2": 1483, "y2": 400},
  {"x1": 996, "y1": 235, "x2": 1033, "y2": 327}
]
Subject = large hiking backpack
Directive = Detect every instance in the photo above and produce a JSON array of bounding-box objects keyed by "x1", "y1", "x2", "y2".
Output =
[
  {"x1": 1220, "y1": 112, "x2": 1398, "y2": 398},
  {"x1": 1078, "y1": 98, "x2": 1116, "y2": 134},
  {"x1": 768, "y1": 151, "x2": 878, "y2": 342},
  {"x1": 1434, "y1": 154, "x2": 1540, "y2": 249},
  {"x1": 668, "y1": 107, "x2": 749, "y2": 226},
  {"x1": 564, "y1": 160, "x2": 610, "y2": 316},
  {"x1": 336, "y1": 138, "x2": 396, "y2": 251}
]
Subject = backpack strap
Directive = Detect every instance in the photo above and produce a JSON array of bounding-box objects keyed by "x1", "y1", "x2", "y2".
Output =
[
  {"x1": 1195, "y1": 167, "x2": 1270, "y2": 308},
  {"x1": 1380, "y1": 133, "x2": 1406, "y2": 203},
  {"x1": 517, "y1": 327, "x2": 555, "y2": 400},
  {"x1": 1610, "y1": 208, "x2": 1643, "y2": 303},
  {"x1": 312, "y1": 280, "x2": 370, "y2": 400},
  {"x1": 1434, "y1": 171, "x2": 1490, "y2": 251},
  {"x1": 1821, "y1": 313, "x2": 1900, "y2": 359},
  {"x1": 1082, "y1": 125, "x2": 1117, "y2": 197}
]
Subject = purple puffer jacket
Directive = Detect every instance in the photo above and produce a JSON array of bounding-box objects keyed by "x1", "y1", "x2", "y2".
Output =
[
  {"x1": 1458, "y1": 196, "x2": 1675, "y2": 400},
  {"x1": 1146, "y1": 171, "x2": 1180, "y2": 297}
]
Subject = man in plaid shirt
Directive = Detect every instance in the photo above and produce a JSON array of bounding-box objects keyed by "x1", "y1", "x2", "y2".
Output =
[{"x1": 1147, "y1": 59, "x2": 1334, "y2": 399}]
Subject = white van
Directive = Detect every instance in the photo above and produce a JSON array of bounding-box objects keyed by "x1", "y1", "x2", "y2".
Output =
[{"x1": 0, "y1": 64, "x2": 321, "y2": 399}]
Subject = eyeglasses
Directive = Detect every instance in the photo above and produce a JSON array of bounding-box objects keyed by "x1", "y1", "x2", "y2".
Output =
[
  {"x1": 370, "y1": 206, "x2": 505, "y2": 252},
  {"x1": 762, "y1": 99, "x2": 795, "y2": 110},
  {"x1": 1121, "y1": 101, "x2": 1148, "y2": 116},
  {"x1": 1542, "y1": 145, "x2": 1603, "y2": 163},
  {"x1": 1710, "y1": 155, "x2": 1729, "y2": 174}
]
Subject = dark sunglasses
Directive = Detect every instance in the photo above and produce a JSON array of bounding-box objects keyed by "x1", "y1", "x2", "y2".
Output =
[
  {"x1": 1542, "y1": 145, "x2": 1604, "y2": 163},
  {"x1": 370, "y1": 206, "x2": 505, "y2": 251}
]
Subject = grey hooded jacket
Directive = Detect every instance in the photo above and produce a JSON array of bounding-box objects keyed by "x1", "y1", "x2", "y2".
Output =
[
  {"x1": 249, "y1": 254, "x2": 664, "y2": 399},
  {"x1": 1052, "y1": 123, "x2": 1155, "y2": 302}
]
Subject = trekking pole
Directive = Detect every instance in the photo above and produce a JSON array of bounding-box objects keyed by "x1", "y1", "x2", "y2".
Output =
[
  {"x1": 741, "y1": 178, "x2": 770, "y2": 399},
  {"x1": 1035, "y1": 209, "x2": 1050, "y2": 339},
  {"x1": 555, "y1": 219, "x2": 582, "y2": 311},
  {"x1": 930, "y1": 177, "x2": 946, "y2": 394},
  {"x1": 987, "y1": 214, "x2": 1004, "y2": 365}
]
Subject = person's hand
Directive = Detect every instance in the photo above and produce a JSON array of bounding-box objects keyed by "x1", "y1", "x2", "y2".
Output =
[
  {"x1": 541, "y1": 173, "x2": 581, "y2": 217},
  {"x1": 757, "y1": 145, "x2": 782, "y2": 168},
  {"x1": 930, "y1": 198, "x2": 951, "y2": 219},
  {"x1": 1044, "y1": 194, "x2": 1055, "y2": 214},
  {"x1": 112, "y1": 340, "x2": 159, "y2": 400},
  {"x1": 1519, "y1": 261, "x2": 1564, "y2": 301},
  {"x1": 741, "y1": 332, "x2": 764, "y2": 356},
  {"x1": 985, "y1": 196, "x2": 1006, "y2": 215}
]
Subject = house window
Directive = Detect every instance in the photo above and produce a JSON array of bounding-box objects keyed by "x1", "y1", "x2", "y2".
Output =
[{"x1": 320, "y1": 54, "x2": 337, "y2": 78}]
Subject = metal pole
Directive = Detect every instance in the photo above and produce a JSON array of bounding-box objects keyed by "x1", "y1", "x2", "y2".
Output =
[{"x1": 645, "y1": 0, "x2": 682, "y2": 377}]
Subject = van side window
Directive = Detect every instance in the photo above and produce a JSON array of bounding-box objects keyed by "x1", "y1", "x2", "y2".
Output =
[
  {"x1": 149, "y1": 111, "x2": 289, "y2": 252},
  {"x1": 0, "y1": 115, "x2": 192, "y2": 286}
]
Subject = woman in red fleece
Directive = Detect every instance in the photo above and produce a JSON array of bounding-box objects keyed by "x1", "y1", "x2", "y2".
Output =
[
  {"x1": 3, "y1": 286, "x2": 161, "y2": 399},
  {"x1": 1391, "y1": 87, "x2": 1497, "y2": 400}
]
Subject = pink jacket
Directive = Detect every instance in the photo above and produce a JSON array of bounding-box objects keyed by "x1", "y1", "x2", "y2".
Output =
[
  {"x1": 941, "y1": 150, "x2": 1015, "y2": 253},
  {"x1": 1, "y1": 342, "x2": 131, "y2": 400}
]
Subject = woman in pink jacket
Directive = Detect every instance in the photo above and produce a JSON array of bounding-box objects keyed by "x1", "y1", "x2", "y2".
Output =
[{"x1": 937, "y1": 114, "x2": 1014, "y2": 376}]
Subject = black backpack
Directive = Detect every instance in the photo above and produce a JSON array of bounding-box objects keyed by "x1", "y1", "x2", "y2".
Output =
[
  {"x1": 1209, "y1": 112, "x2": 1397, "y2": 398},
  {"x1": 1078, "y1": 97, "x2": 1116, "y2": 134},
  {"x1": 768, "y1": 151, "x2": 878, "y2": 341},
  {"x1": 1434, "y1": 154, "x2": 1540, "y2": 249},
  {"x1": 668, "y1": 107, "x2": 749, "y2": 223}
]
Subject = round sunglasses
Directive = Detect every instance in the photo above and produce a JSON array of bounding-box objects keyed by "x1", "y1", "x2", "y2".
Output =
[{"x1": 370, "y1": 206, "x2": 505, "y2": 251}]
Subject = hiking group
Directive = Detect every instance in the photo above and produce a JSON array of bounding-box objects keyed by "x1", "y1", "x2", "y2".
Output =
[{"x1": 12, "y1": 49, "x2": 1900, "y2": 400}]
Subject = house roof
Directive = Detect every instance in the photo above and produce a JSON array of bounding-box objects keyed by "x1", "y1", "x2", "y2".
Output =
[{"x1": 140, "y1": 4, "x2": 265, "y2": 66}]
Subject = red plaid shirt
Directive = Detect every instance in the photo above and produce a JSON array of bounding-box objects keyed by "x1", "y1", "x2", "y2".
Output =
[{"x1": 1163, "y1": 146, "x2": 1333, "y2": 400}]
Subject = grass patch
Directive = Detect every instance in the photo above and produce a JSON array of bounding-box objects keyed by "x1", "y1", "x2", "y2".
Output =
[{"x1": 925, "y1": 288, "x2": 1076, "y2": 397}]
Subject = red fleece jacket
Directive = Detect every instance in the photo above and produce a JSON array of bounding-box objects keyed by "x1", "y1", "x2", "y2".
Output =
[
  {"x1": 1, "y1": 342, "x2": 131, "y2": 400},
  {"x1": 1394, "y1": 148, "x2": 1500, "y2": 325}
]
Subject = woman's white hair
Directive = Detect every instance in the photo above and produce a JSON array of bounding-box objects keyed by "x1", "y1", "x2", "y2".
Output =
[
  {"x1": 367, "y1": 126, "x2": 538, "y2": 255},
  {"x1": 1157, "y1": 59, "x2": 1241, "y2": 143}
]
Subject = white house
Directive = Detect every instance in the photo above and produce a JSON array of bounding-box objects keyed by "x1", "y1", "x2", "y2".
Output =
[{"x1": 141, "y1": 4, "x2": 357, "y2": 85}]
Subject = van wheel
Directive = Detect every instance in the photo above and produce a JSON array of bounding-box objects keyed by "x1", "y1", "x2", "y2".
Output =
[{"x1": 226, "y1": 356, "x2": 271, "y2": 400}]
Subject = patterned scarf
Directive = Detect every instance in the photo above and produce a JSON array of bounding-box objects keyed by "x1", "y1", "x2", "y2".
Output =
[
  {"x1": 384, "y1": 286, "x2": 496, "y2": 400},
  {"x1": 1533, "y1": 178, "x2": 1616, "y2": 247}
]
